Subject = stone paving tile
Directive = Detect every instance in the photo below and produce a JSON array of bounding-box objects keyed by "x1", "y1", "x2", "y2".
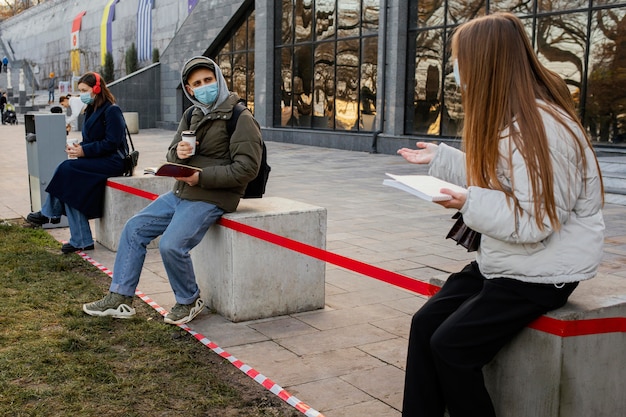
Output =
[
  {"x1": 340, "y1": 364, "x2": 405, "y2": 410},
  {"x1": 287, "y1": 377, "x2": 374, "y2": 412},
  {"x1": 247, "y1": 316, "x2": 320, "y2": 339},
  {"x1": 295, "y1": 303, "x2": 408, "y2": 331},
  {"x1": 245, "y1": 347, "x2": 387, "y2": 388},
  {"x1": 324, "y1": 286, "x2": 417, "y2": 310},
  {"x1": 323, "y1": 399, "x2": 400, "y2": 417},
  {"x1": 276, "y1": 323, "x2": 396, "y2": 356},
  {"x1": 358, "y1": 337, "x2": 409, "y2": 370},
  {"x1": 189, "y1": 313, "x2": 272, "y2": 348}
]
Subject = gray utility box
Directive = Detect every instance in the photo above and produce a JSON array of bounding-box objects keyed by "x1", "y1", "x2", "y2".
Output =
[{"x1": 25, "y1": 113, "x2": 69, "y2": 229}]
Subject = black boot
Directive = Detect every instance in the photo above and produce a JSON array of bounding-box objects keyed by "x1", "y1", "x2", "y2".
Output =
[{"x1": 26, "y1": 211, "x2": 61, "y2": 226}]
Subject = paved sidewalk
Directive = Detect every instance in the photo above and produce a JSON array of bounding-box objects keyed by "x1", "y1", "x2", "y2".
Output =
[{"x1": 2, "y1": 114, "x2": 626, "y2": 416}]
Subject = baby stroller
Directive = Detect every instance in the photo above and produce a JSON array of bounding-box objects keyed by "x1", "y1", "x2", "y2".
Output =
[{"x1": 3, "y1": 103, "x2": 17, "y2": 125}]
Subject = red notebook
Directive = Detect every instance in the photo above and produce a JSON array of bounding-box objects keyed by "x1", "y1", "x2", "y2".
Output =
[{"x1": 154, "y1": 163, "x2": 202, "y2": 178}]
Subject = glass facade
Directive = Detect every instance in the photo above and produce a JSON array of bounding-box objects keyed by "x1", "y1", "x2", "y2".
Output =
[
  {"x1": 275, "y1": 0, "x2": 380, "y2": 131},
  {"x1": 407, "y1": 0, "x2": 626, "y2": 146},
  {"x1": 216, "y1": 10, "x2": 256, "y2": 114}
]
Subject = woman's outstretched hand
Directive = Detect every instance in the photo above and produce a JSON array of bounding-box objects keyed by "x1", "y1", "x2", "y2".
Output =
[{"x1": 397, "y1": 142, "x2": 438, "y2": 165}]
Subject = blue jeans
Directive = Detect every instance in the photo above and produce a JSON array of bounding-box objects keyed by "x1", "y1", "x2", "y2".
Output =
[
  {"x1": 109, "y1": 191, "x2": 224, "y2": 305},
  {"x1": 41, "y1": 194, "x2": 94, "y2": 248}
]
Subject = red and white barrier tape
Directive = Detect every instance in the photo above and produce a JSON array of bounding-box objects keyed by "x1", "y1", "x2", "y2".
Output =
[
  {"x1": 77, "y1": 249, "x2": 325, "y2": 417},
  {"x1": 105, "y1": 178, "x2": 626, "y2": 338}
]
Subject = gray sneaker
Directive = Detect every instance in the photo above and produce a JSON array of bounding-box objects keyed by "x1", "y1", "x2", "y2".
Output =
[
  {"x1": 83, "y1": 292, "x2": 136, "y2": 318},
  {"x1": 163, "y1": 298, "x2": 205, "y2": 325}
]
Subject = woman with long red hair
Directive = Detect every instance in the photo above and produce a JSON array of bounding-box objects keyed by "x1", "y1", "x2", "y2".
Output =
[{"x1": 398, "y1": 13, "x2": 605, "y2": 417}]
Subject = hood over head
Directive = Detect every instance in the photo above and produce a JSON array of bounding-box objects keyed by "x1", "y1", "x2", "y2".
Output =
[{"x1": 181, "y1": 56, "x2": 230, "y2": 114}]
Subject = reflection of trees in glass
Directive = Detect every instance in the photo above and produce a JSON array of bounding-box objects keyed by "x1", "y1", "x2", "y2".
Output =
[
  {"x1": 295, "y1": 0, "x2": 313, "y2": 42},
  {"x1": 217, "y1": 11, "x2": 255, "y2": 112},
  {"x1": 316, "y1": 0, "x2": 336, "y2": 40},
  {"x1": 338, "y1": 0, "x2": 360, "y2": 38},
  {"x1": 447, "y1": 0, "x2": 485, "y2": 25},
  {"x1": 415, "y1": 0, "x2": 444, "y2": 27},
  {"x1": 335, "y1": 39, "x2": 360, "y2": 130},
  {"x1": 537, "y1": 0, "x2": 588, "y2": 12},
  {"x1": 585, "y1": 9, "x2": 626, "y2": 143},
  {"x1": 536, "y1": 13, "x2": 586, "y2": 93},
  {"x1": 277, "y1": 0, "x2": 378, "y2": 131},
  {"x1": 412, "y1": 29, "x2": 444, "y2": 135},
  {"x1": 282, "y1": 0, "x2": 294, "y2": 44}
]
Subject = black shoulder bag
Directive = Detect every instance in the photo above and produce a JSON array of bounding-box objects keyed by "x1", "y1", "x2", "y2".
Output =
[{"x1": 122, "y1": 125, "x2": 139, "y2": 176}]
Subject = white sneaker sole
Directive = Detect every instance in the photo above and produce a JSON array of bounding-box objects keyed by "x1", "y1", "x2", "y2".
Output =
[
  {"x1": 163, "y1": 299, "x2": 205, "y2": 325},
  {"x1": 82, "y1": 303, "x2": 136, "y2": 319}
]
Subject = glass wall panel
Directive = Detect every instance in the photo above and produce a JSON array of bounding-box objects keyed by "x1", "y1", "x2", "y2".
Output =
[
  {"x1": 247, "y1": 52, "x2": 255, "y2": 114},
  {"x1": 294, "y1": 44, "x2": 314, "y2": 127},
  {"x1": 335, "y1": 39, "x2": 360, "y2": 130},
  {"x1": 338, "y1": 0, "x2": 361, "y2": 38},
  {"x1": 282, "y1": 0, "x2": 294, "y2": 44},
  {"x1": 218, "y1": 53, "x2": 232, "y2": 86},
  {"x1": 295, "y1": 0, "x2": 313, "y2": 42},
  {"x1": 490, "y1": 0, "x2": 534, "y2": 15},
  {"x1": 410, "y1": 0, "x2": 445, "y2": 28},
  {"x1": 280, "y1": 48, "x2": 297, "y2": 126},
  {"x1": 586, "y1": 7, "x2": 626, "y2": 143},
  {"x1": 408, "y1": 29, "x2": 444, "y2": 135},
  {"x1": 248, "y1": 11, "x2": 256, "y2": 47},
  {"x1": 234, "y1": 22, "x2": 247, "y2": 51},
  {"x1": 538, "y1": 0, "x2": 588, "y2": 12},
  {"x1": 594, "y1": 0, "x2": 626, "y2": 5},
  {"x1": 362, "y1": 0, "x2": 379, "y2": 35},
  {"x1": 441, "y1": 28, "x2": 462, "y2": 137},
  {"x1": 316, "y1": 0, "x2": 337, "y2": 40},
  {"x1": 313, "y1": 42, "x2": 335, "y2": 129},
  {"x1": 536, "y1": 13, "x2": 586, "y2": 99},
  {"x1": 232, "y1": 52, "x2": 247, "y2": 101},
  {"x1": 360, "y1": 36, "x2": 377, "y2": 132},
  {"x1": 448, "y1": 0, "x2": 486, "y2": 25}
]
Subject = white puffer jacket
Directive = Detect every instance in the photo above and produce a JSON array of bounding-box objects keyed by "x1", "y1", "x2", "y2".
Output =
[{"x1": 429, "y1": 103, "x2": 605, "y2": 284}]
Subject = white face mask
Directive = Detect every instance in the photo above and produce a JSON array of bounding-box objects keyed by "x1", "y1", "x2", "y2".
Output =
[{"x1": 453, "y1": 59, "x2": 462, "y2": 87}]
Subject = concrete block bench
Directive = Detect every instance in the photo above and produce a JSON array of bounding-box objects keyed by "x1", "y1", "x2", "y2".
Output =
[
  {"x1": 96, "y1": 177, "x2": 327, "y2": 322},
  {"x1": 95, "y1": 176, "x2": 174, "y2": 251},
  {"x1": 191, "y1": 197, "x2": 327, "y2": 322},
  {"x1": 431, "y1": 273, "x2": 626, "y2": 417}
]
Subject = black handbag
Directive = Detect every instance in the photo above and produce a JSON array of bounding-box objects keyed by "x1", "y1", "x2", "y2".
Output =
[
  {"x1": 122, "y1": 124, "x2": 139, "y2": 177},
  {"x1": 446, "y1": 212, "x2": 481, "y2": 252}
]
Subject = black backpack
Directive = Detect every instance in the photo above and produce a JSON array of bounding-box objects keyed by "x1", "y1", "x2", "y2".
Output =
[{"x1": 185, "y1": 102, "x2": 270, "y2": 198}]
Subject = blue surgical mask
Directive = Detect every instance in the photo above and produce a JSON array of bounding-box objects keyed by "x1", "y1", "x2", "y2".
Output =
[
  {"x1": 453, "y1": 59, "x2": 461, "y2": 87},
  {"x1": 80, "y1": 92, "x2": 94, "y2": 105},
  {"x1": 193, "y1": 82, "x2": 219, "y2": 105}
]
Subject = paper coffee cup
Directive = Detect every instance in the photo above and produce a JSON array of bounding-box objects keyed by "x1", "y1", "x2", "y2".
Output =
[
  {"x1": 181, "y1": 130, "x2": 196, "y2": 156},
  {"x1": 67, "y1": 138, "x2": 80, "y2": 159}
]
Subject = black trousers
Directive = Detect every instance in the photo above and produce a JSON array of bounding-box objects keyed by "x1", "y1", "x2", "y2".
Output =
[{"x1": 402, "y1": 262, "x2": 577, "y2": 417}]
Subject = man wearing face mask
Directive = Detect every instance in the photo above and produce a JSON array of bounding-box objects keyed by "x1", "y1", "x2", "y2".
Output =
[{"x1": 83, "y1": 56, "x2": 263, "y2": 325}]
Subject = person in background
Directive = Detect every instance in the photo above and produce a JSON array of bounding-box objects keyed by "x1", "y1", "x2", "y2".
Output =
[
  {"x1": 27, "y1": 72, "x2": 127, "y2": 254},
  {"x1": 398, "y1": 12, "x2": 605, "y2": 417},
  {"x1": 2, "y1": 56, "x2": 8, "y2": 73},
  {"x1": 47, "y1": 72, "x2": 56, "y2": 104},
  {"x1": 0, "y1": 91, "x2": 7, "y2": 124},
  {"x1": 59, "y1": 94, "x2": 87, "y2": 132},
  {"x1": 82, "y1": 56, "x2": 262, "y2": 325}
]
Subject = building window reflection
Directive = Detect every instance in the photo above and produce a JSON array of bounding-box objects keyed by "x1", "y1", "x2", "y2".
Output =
[
  {"x1": 407, "y1": 0, "x2": 626, "y2": 146},
  {"x1": 276, "y1": 0, "x2": 379, "y2": 131},
  {"x1": 217, "y1": 10, "x2": 256, "y2": 114}
]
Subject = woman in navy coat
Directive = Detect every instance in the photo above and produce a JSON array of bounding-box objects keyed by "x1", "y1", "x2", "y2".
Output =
[{"x1": 27, "y1": 72, "x2": 127, "y2": 253}]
